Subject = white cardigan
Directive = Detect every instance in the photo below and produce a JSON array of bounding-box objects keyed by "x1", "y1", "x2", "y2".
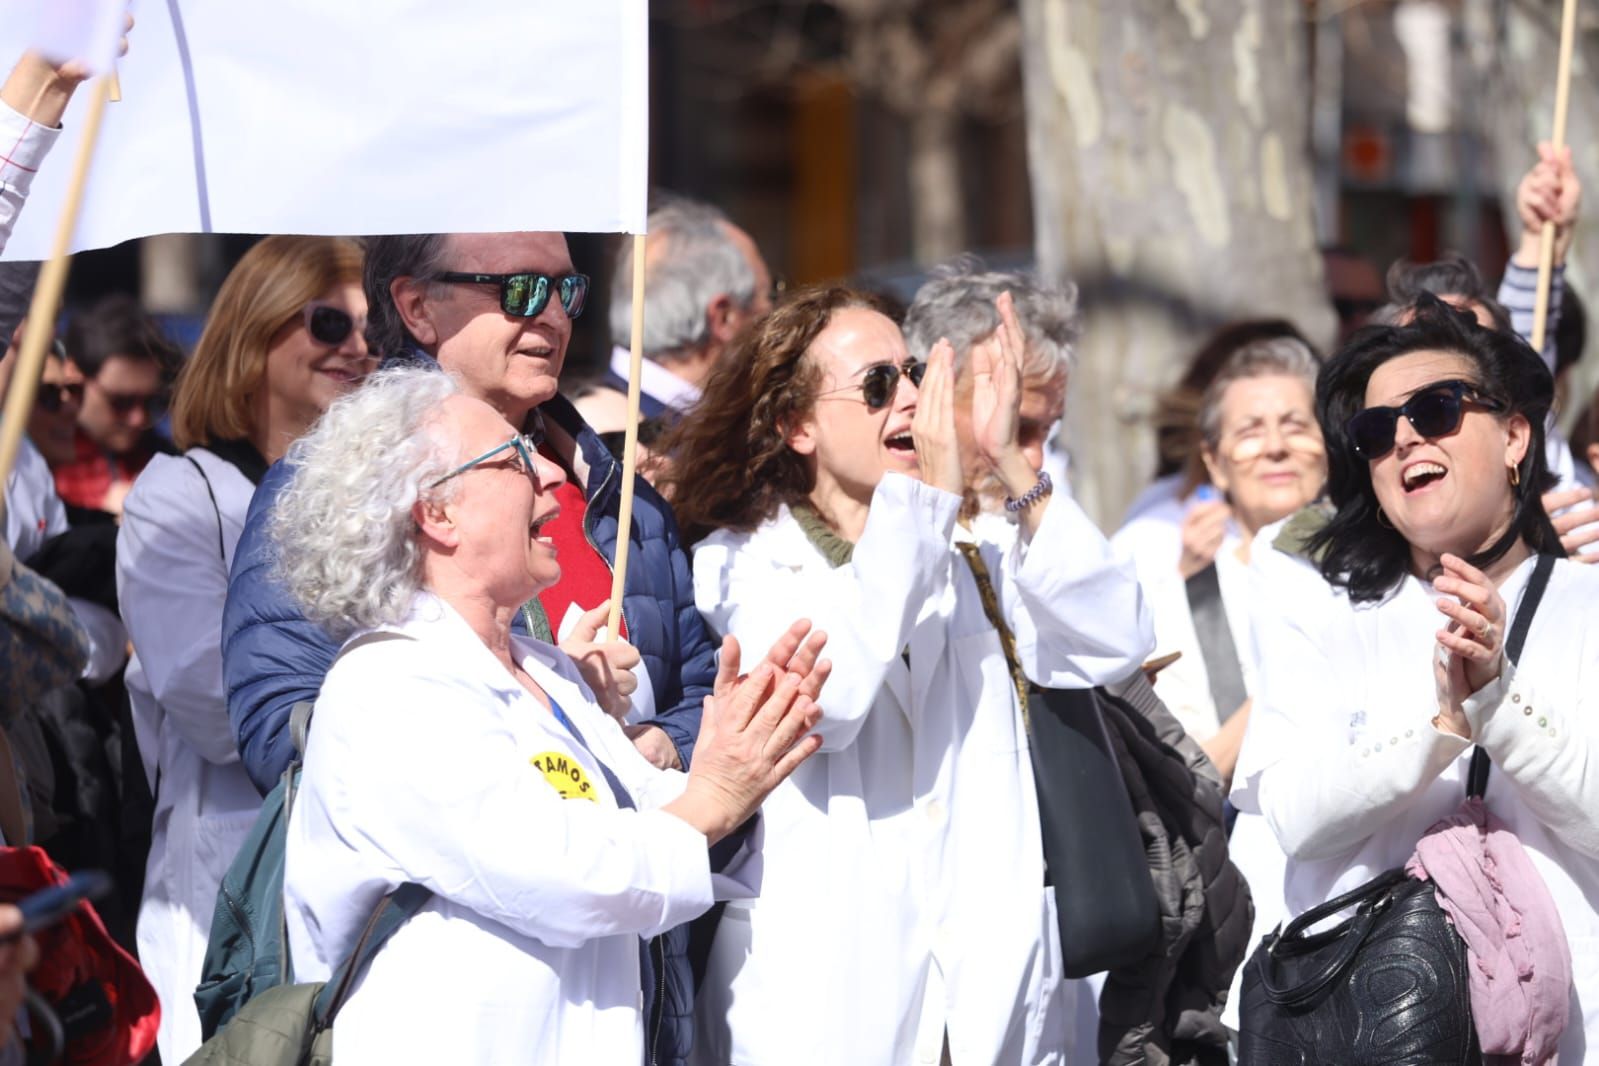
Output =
[
  {"x1": 117, "y1": 449, "x2": 263, "y2": 1065},
  {"x1": 690, "y1": 474, "x2": 1153, "y2": 1066},
  {"x1": 1234, "y1": 553, "x2": 1599, "y2": 1059}
]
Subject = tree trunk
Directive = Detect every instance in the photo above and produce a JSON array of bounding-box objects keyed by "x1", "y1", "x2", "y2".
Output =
[
  {"x1": 908, "y1": 106, "x2": 966, "y2": 265},
  {"x1": 1464, "y1": 0, "x2": 1599, "y2": 429},
  {"x1": 1018, "y1": 0, "x2": 1336, "y2": 528}
]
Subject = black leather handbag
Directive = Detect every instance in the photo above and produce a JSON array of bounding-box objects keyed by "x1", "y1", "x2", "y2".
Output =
[
  {"x1": 1236, "y1": 552, "x2": 1555, "y2": 1066},
  {"x1": 1238, "y1": 866, "x2": 1480, "y2": 1064},
  {"x1": 958, "y1": 546, "x2": 1160, "y2": 977}
]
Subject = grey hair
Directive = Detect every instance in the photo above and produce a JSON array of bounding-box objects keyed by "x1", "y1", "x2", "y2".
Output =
[
  {"x1": 362, "y1": 234, "x2": 452, "y2": 359},
  {"x1": 904, "y1": 259, "x2": 1081, "y2": 385},
  {"x1": 609, "y1": 199, "x2": 759, "y2": 360},
  {"x1": 1198, "y1": 336, "x2": 1320, "y2": 447},
  {"x1": 271, "y1": 367, "x2": 462, "y2": 637}
]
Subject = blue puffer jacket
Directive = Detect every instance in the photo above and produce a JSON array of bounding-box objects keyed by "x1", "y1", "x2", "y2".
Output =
[{"x1": 220, "y1": 380, "x2": 715, "y2": 1066}]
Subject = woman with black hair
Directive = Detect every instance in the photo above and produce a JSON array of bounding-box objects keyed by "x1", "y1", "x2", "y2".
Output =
[{"x1": 1232, "y1": 295, "x2": 1599, "y2": 1057}]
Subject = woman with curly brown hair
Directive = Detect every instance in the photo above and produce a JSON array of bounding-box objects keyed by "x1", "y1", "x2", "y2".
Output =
[{"x1": 662, "y1": 286, "x2": 1153, "y2": 1066}]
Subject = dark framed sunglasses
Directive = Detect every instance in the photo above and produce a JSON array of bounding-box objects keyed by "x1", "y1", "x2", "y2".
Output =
[
  {"x1": 433, "y1": 271, "x2": 589, "y2": 319},
  {"x1": 815, "y1": 360, "x2": 926, "y2": 411},
  {"x1": 34, "y1": 381, "x2": 85, "y2": 413},
  {"x1": 303, "y1": 303, "x2": 361, "y2": 347},
  {"x1": 1345, "y1": 379, "x2": 1506, "y2": 461}
]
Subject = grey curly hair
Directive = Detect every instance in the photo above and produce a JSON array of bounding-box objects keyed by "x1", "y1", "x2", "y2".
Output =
[
  {"x1": 270, "y1": 367, "x2": 463, "y2": 636},
  {"x1": 903, "y1": 259, "x2": 1080, "y2": 386}
]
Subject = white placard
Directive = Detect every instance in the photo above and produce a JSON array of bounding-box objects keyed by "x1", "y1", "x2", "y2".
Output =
[{"x1": 0, "y1": 0, "x2": 648, "y2": 260}]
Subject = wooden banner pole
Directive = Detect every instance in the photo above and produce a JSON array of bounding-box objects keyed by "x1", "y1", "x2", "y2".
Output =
[
  {"x1": 1531, "y1": 0, "x2": 1581, "y2": 352},
  {"x1": 0, "y1": 74, "x2": 114, "y2": 525},
  {"x1": 605, "y1": 232, "x2": 648, "y2": 641}
]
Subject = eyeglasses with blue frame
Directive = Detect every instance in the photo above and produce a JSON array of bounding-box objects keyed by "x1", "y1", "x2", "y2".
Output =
[{"x1": 429, "y1": 416, "x2": 547, "y2": 489}]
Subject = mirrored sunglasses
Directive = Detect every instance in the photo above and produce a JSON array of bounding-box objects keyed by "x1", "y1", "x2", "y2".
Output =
[
  {"x1": 433, "y1": 271, "x2": 589, "y2": 319},
  {"x1": 1345, "y1": 379, "x2": 1505, "y2": 461},
  {"x1": 815, "y1": 360, "x2": 926, "y2": 411}
]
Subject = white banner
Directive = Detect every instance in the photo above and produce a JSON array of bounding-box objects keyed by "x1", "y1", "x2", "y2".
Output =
[{"x1": 0, "y1": 0, "x2": 649, "y2": 261}]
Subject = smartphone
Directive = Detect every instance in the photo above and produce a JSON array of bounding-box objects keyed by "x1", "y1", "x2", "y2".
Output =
[{"x1": 0, "y1": 871, "x2": 113, "y2": 942}]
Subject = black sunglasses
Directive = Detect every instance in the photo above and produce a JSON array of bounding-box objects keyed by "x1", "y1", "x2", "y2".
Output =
[
  {"x1": 303, "y1": 303, "x2": 361, "y2": 347},
  {"x1": 34, "y1": 381, "x2": 85, "y2": 413},
  {"x1": 433, "y1": 271, "x2": 589, "y2": 319},
  {"x1": 1345, "y1": 379, "x2": 1506, "y2": 461},
  {"x1": 815, "y1": 360, "x2": 926, "y2": 411}
]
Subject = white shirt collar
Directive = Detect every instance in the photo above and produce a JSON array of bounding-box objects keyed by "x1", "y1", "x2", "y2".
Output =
[{"x1": 609, "y1": 346, "x2": 702, "y2": 410}]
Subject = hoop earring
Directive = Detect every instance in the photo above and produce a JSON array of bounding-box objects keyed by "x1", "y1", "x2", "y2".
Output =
[
  {"x1": 1377, "y1": 507, "x2": 1395, "y2": 530},
  {"x1": 1508, "y1": 462, "x2": 1521, "y2": 488}
]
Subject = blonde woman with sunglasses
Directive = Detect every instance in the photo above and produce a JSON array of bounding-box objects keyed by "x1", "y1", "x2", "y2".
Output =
[
  {"x1": 116, "y1": 235, "x2": 369, "y2": 1064},
  {"x1": 659, "y1": 287, "x2": 1153, "y2": 1066}
]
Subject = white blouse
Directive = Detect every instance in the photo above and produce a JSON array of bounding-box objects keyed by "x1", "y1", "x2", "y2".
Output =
[{"x1": 1234, "y1": 554, "x2": 1599, "y2": 1058}]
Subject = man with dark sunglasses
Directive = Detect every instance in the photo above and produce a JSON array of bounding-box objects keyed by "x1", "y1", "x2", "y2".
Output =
[
  {"x1": 222, "y1": 230, "x2": 770, "y2": 1066},
  {"x1": 52, "y1": 294, "x2": 182, "y2": 518}
]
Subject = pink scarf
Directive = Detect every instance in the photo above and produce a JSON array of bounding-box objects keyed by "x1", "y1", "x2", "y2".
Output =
[{"x1": 1406, "y1": 797, "x2": 1571, "y2": 1065}]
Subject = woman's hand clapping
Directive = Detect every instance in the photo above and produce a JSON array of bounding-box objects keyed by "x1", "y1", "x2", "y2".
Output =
[
  {"x1": 665, "y1": 625, "x2": 830, "y2": 844},
  {"x1": 1431, "y1": 553, "x2": 1509, "y2": 737},
  {"x1": 911, "y1": 340, "x2": 966, "y2": 497}
]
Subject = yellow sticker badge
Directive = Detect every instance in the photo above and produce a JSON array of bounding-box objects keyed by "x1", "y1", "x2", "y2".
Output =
[{"x1": 531, "y1": 751, "x2": 598, "y2": 802}]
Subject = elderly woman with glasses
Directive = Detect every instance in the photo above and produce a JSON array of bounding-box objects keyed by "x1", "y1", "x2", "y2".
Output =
[
  {"x1": 115, "y1": 234, "x2": 371, "y2": 1063},
  {"x1": 1233, "y1": 296, "x2": 1599, "y2": 1059},
  {"x1": 273, "y1": 367, "x2": 824, "y2": 1063},
  {"x1": 658, "y1": 286, "x2": 1152, "y2": 1065}
]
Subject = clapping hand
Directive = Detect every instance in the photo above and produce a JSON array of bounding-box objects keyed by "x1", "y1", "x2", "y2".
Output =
[
  {"x1": 666, "y1": 627, "x2": 831, "y2": 844},
  {"x1": 1431, "y1": 553, "x2": 1508, "y2": 737},
  {"x1": 911, "y1": 339, "x2": 966, "y2": 497}
]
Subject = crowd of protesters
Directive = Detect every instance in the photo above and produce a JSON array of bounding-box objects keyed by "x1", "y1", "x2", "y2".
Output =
[{"x1": 2, "y1": 32, "x2": 1599, "y2": 1066}]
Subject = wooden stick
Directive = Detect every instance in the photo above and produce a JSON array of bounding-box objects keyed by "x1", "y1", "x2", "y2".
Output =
[
  {"x1": 605, "y1": 232, "x2": 648, "y2": 641},
  {"x1": 0, "y1": 75, "x2": 113, "y2": 526},
  {"x1": 1531, "y1": 0, "x2": 1580, "y2": 353}
]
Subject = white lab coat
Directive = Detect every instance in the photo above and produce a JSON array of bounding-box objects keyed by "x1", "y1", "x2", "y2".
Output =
[
  {"x1": 690, "y1": 474, "x2": 1154, "y2": 1066},
  {"x1": 1142, "y1": 532, "x2": 1256, "y2": 741},
  {"x1": 1233, "y1": 554, "x2": 1599, "y2": 1059},
  {"x1": 117, "y1": 450, "x2": 263, "y2": 1065},
  {"x1": 285, "y1": 594, "x2": 734, "y2": 1064}
]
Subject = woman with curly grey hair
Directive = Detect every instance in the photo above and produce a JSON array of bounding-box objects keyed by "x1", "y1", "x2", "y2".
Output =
[{"x1": 272, "y1": 366, "x2": 829, "y2": 1063}]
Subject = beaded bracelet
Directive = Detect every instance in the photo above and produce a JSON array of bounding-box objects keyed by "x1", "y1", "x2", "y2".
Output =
[{"x1": 1003, "y1": 470, "x2": 1053, "y2": 513}]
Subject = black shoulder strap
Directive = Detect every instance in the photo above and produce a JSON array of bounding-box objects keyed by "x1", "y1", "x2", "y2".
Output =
[
  {"x1": 1183, "y1": 563, "x2": 1249, "y2": 725},
  {"x1": 312, "y1": 881, "x2": 432, "y2": 1028},
  {"x1": 1466, "y1": 552, "x2": 1556, "y2": 799},
  {"x1": 184, "y1": 452, "x2": 226, "y2": 563}
]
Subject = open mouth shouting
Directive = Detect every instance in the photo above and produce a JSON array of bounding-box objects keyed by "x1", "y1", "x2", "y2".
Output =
[
  {"x1": 1401, "y1": 460, "x2": 1447, "y2": 495},
  {"x1": 884, "y1": 426, "x2": 916, "y2": 461}
]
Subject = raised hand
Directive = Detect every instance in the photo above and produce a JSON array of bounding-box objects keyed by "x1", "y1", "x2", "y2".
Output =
[
  {"x1": 560, "y1": 599, "x2": 641, "y2": 721},
  {"x1": 1431, "y1": 552, "x2": 1509, "y2": 736},
  {"x1": 910, "y1": 339, "x2": 966, "y2": 497},
  {"x1": 970, "y1": 292, "x2": 1025, "y2": 470},
  {"x1": 1516, "y1": 142, "x2": 1582, "y2": 264}
]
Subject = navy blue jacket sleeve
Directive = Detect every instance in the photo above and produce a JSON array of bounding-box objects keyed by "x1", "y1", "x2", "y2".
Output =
[
  {"x1": 222, "y1": 461, "x2": 339, "y2": 795},
  {"x1": 638, "y1": 499, "x2": 716, "y2": 768}
]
